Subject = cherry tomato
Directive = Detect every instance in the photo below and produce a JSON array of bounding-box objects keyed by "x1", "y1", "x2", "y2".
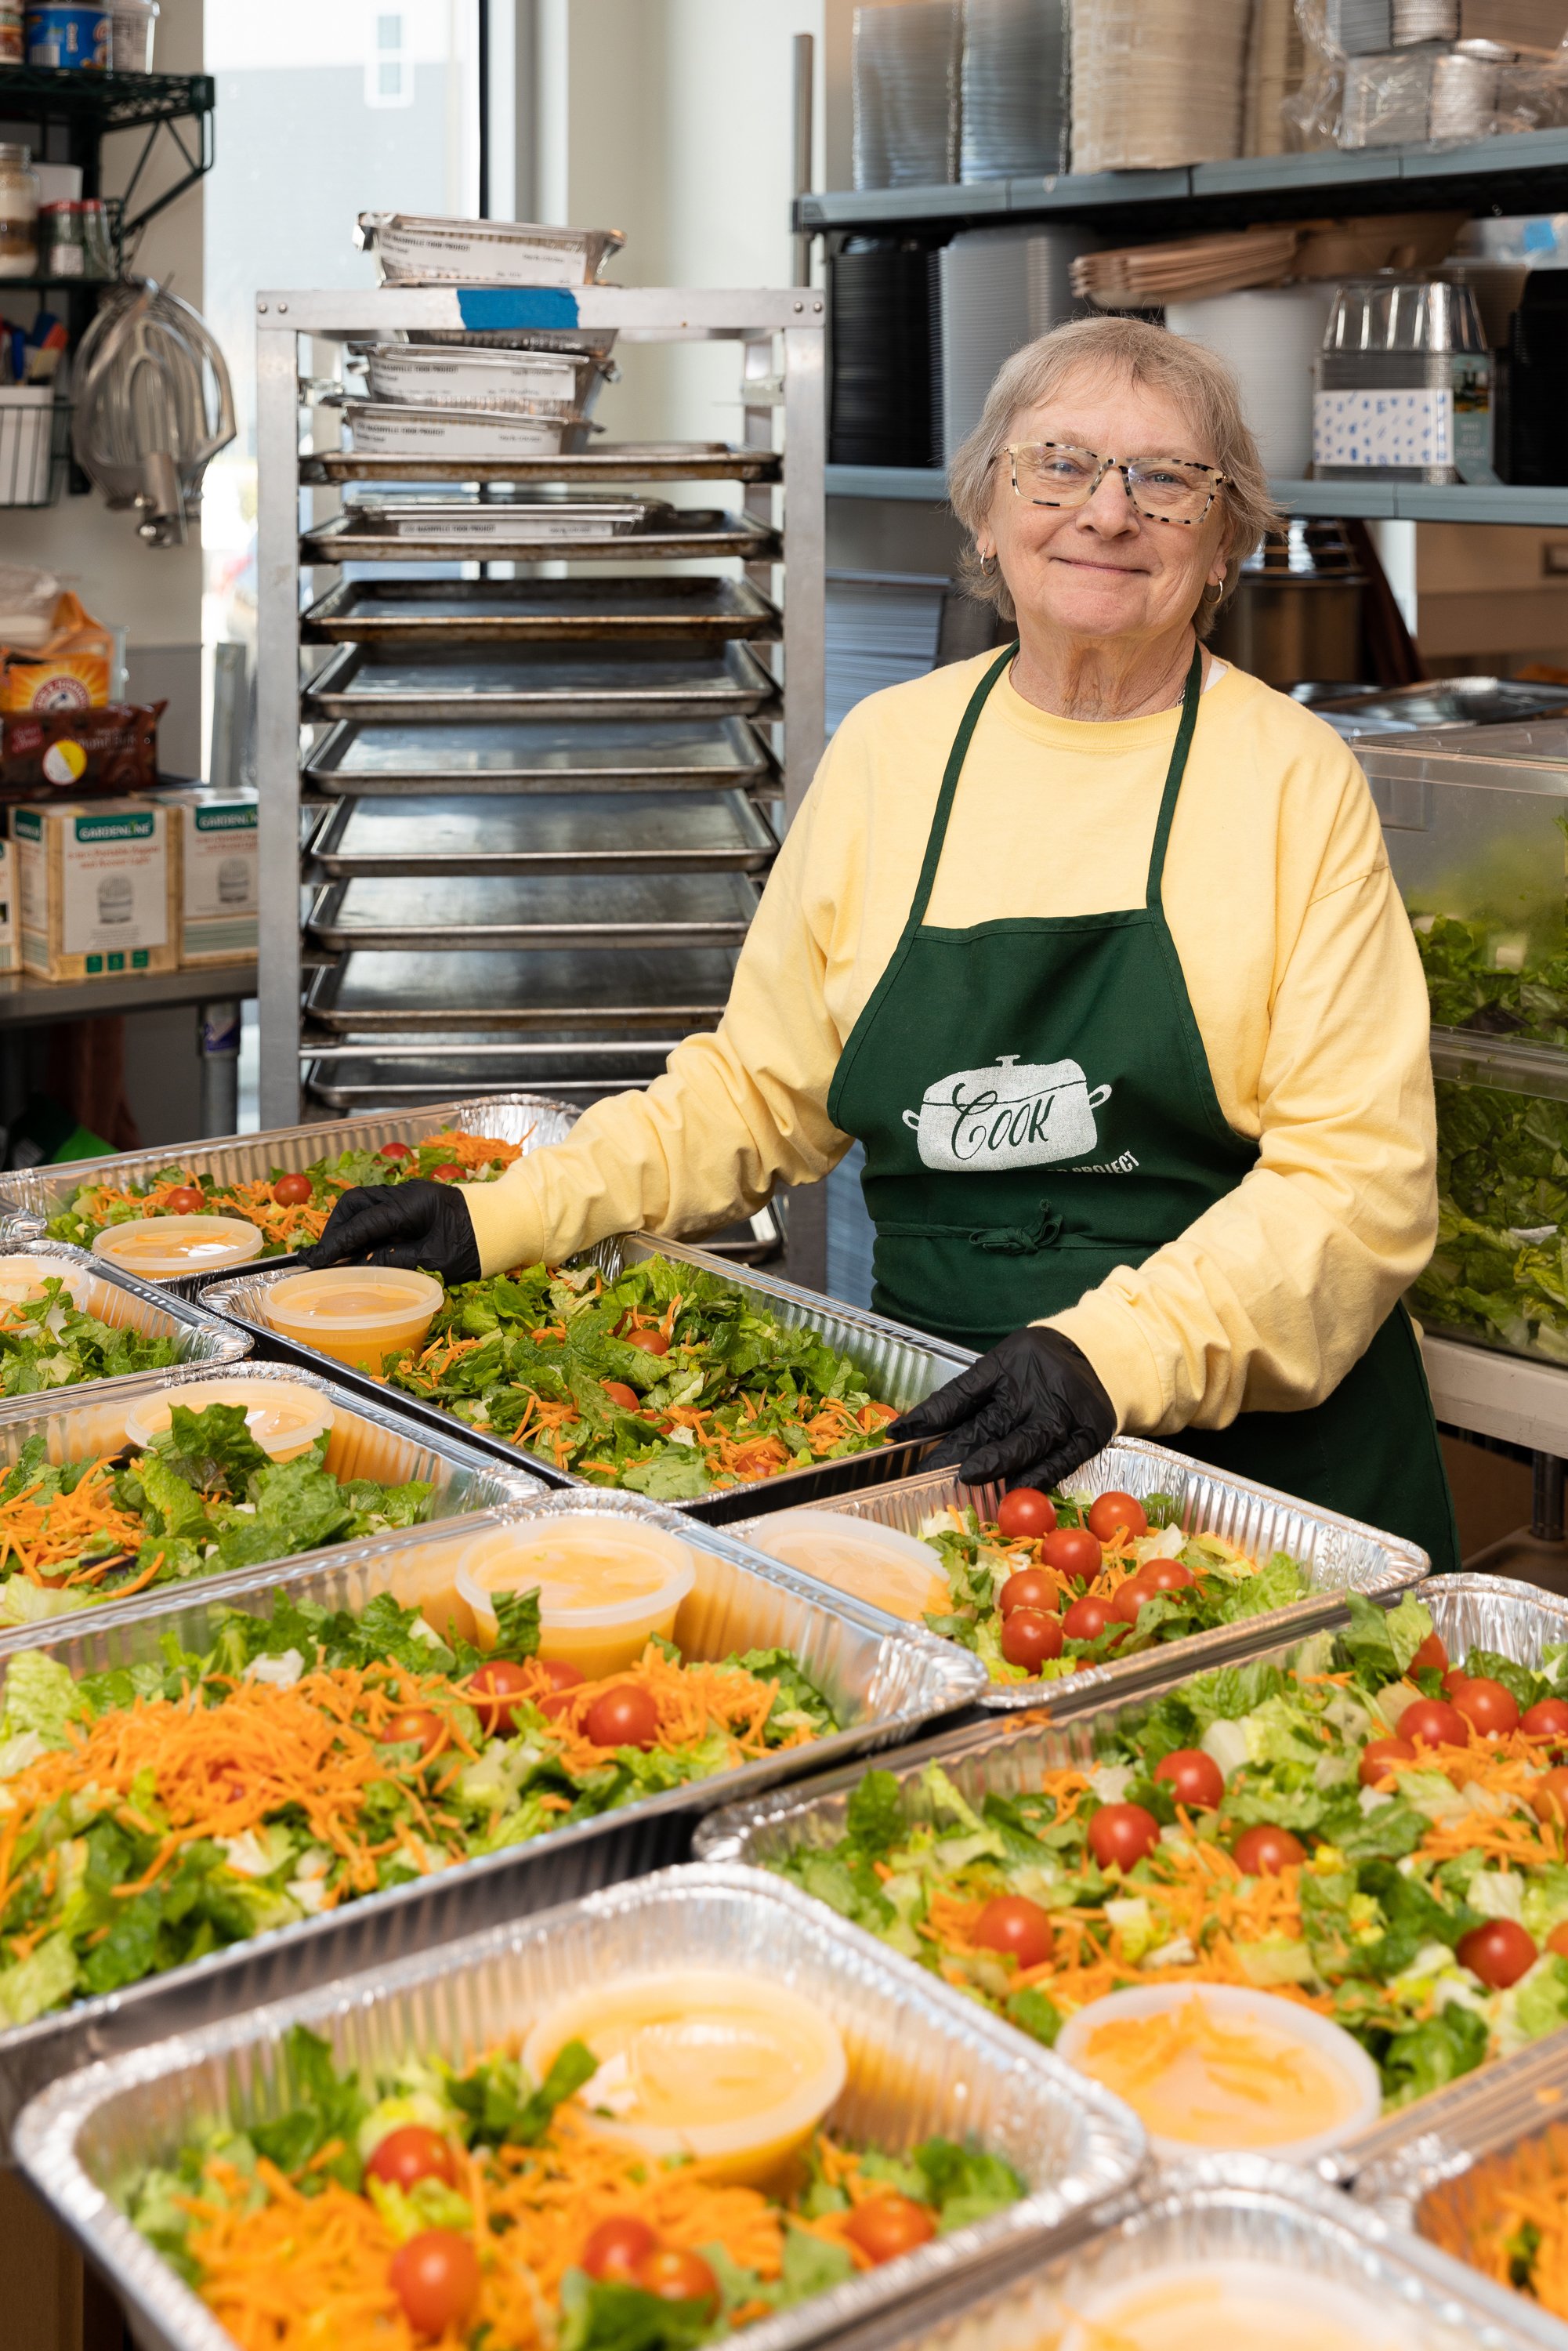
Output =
[
  {"x1": 1063, "y1": 1592, "x2": 1125, "y2": 1646},
  {"x1": 602, "y1": 1381, "x2": 641, "y2": 1410},
  {"x1": 163, "y1": 1185, "x2": 203, "y2": 1215},
  {"x1": 469, "y1": 1658, "x2": 533, "y2": 1736},
  {"x1": 1409, "y1": 1631, "x2": 1449, "y2": 1679},
  {"x1": 1550, "y1": 1922, "x2": 1568, "y2": 1961},
  {"x1": 271, "y1": 1172, "x2": 313, "y2": 1207},
  {"x1": 1534, "y1": 1767, "x2": 1568, "y2": 1824},
  {"x1": 1153, "y1": 1748, "x2": 1224, "y2": 1809},
  {"x1": 389, "y1": 2230, "x2": 480, "y2": 2338},
  {"x1": 1525, "y1": 1699, "x2": 1568, "y2": 1755},
  {"x1": 998, "y1": 1567, "x2": 1059, "y2": 1617},
  {"x1": 1454, "y1": 1676, "x2": 1520, "y2": 1740},
  {"x1": 1232, "y1": 1824, "x2": 1305, "y2": 1877},
  {"x1": 1458, "y1": 1918, "x2": 1538, "y2": 1990},
  {"x1": 431, "y1": 1163, "x2": 465, "y2": 1183},
  {"x1": 1398, "y1": 1697, "x2": 1471, "y2": 1749},
  {"x1": 378, "y1": 1140, "x2": 414, "y2": 1161},
  {"x1": 1144, "y1": 1557, "x2": 1195, "y2": 1594},
  {"x1": 1041, "y1": 1527, "x2": 1101, "y2": 1583},
  {"x1": 1088, "y1": 1802, "x2": 1161, "y2": 1871},
  {"x1": 972, "y1": 1893, "x2": 1052, "y2": 1969},
  {"x1": 538, "y1": 1658, "x2": 585, "y2": 1719},
  {"x1": 1087, "y1": 1491, "x2": 1149, "y2": 1545},
  {"x1": 581, "y1": 2215, "x2": 658, "y2": 2282},
  {"x1": 995, "y1": 1487, "x2": 1056, "y2": 1541},
  {"x1": 1359, "y1": 1736, "x2": 1417, "y2": 1788},
  {"x1": 622, "y1": 1328, "x2": 671, "y2": 1357},
  {"x1": 842, "y1": 2197, "x2": 937, "y2": 2265},
  {"x1": 379, "y1": 1707, "x2": 444, "y2": 1758},
  {"x1": 1001, "y1": 1608, "x2": 1065, "y2": 1672},
  {"x1": 585, "y1": 1683, "x2": 660, "y2": 1751},
  {"x1": 1107, "y1": 1574, "x2": 1155, "y2": 1629},
  {"x1": 634, "y1": 2248, "x2": 719, "y2": 2309},
  {"x1": 365, "y1": 2126, "x2": 458, "y2": 2193}
]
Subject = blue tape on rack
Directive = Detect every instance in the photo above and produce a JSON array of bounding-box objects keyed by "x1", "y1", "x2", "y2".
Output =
[{"x1": 456, "y1": 289, "x2": 581, "y2": 329}]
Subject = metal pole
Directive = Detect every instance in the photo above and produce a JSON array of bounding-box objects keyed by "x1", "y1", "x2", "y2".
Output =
[
  {"x1": 255, "y1": 299, "x2": 302, "y2": 1128},
  {"x1": 198, "y1": 1000, "x2": 242, "y2": 1136},
  {"x1": 781, "y1": 313, "x2": 827, "y2": 1291},
  {"x1": 791, "y1": 33, "x2": 814, "y2": 288},
  {"x1": 1534, "y1": 1451, "x2": 1566, "y2": 1544}
]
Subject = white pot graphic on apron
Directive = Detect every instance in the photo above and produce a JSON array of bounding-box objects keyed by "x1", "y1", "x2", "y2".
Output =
[{"x1": 902, "y1": 1056, "x2": 1113, "y2": 1172}]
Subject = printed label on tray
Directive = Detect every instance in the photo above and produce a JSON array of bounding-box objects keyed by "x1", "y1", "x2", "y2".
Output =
[{"x1": 1313, "y1": 387, "x2": 1451, "y2": 470}]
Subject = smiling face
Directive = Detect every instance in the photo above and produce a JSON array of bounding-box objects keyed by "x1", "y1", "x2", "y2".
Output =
[{"x1": 980, "y1": 364, "x2": 1233, "y2": 654}]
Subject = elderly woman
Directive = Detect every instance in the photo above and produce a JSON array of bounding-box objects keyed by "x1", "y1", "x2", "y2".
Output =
[{"x1": 312, "y1": 314, "x2": 1458, "y2": 1569}]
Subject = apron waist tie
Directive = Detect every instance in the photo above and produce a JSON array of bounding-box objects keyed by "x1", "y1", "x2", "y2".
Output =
[{"x1": 876, "y1": 1201, "x2": 1072, "y2": 1255}]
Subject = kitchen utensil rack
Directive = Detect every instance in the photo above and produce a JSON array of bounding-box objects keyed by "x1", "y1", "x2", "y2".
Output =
[{"x1": 255, "y1": 284, "x2": 824, "y2": 1270}]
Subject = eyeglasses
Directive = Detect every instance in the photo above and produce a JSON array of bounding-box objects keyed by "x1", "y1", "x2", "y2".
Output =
[{"x1": 1005, "y1": 441, "x2": 1227, "y2": 525}]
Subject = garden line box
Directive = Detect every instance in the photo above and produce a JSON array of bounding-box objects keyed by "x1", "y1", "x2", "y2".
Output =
[
  {"x1": 11, "y1": 798, "x2": 177, "y2": 983},
  {"x1": 162, "y1": 788, "x2": 258, "y2": 965}
]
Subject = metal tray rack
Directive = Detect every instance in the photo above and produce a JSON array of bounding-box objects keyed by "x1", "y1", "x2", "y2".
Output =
[
  {"x1": 302, "y1": 504, "x2": 780, "y2": 565},
  {"x1": 300, "y1": 639, "x2": 783, "y2": 725},
  {"x1": 300, "y1": 714, "x2": 779, "y2": 796},
  {"x1": 0, "y1": 1495, "x2": 983, "y2": 2145},
  {"x1": 0, "y1": 1240, "x2": 250, "y2": 1393},
  {"x1": 202, "y1": 1228, "x2": 969, "y2": 1520},
  {"x1": 306, "y1": 792, "x2": 779, "y2": 878},
  {"x1": 696, "y1": 1575, "x2": 1568, "y2": 2147},
  {"x1": 13, "y1": 1863, "x2": 1142, "y2": 2351},
  {"x1": 737, "y1": 1441, "x2": 1429, "y2": 1713}
]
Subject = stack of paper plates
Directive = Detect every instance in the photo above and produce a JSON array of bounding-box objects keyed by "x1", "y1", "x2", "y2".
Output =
[
  {"x1": 1074, "y1": 224, "x2": 1299, "y2": 306},
  {"x1": 853, "y1": 0, "x2": 961, "y2": 190},
  {"x1": 1166, "y1": 287, "x2": 1335, "y2": 480},
  {"x1": 958, "y1": 0, "x2": 1070, "y2": 181},
  {"x1": 1341, "y1": 49, "x2": 1436, "y2": 143},
  {"x1": 1071, "y1": 0, "x2": 1250, "y2": 171},
  {"x1": 1392, "y1": 0, "x2": 1458, "y2": 34}
]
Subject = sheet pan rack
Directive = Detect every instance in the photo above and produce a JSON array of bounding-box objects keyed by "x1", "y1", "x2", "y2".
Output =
[{"x1": 256, "y1": 285, "x2": 825, "y2": 1276}]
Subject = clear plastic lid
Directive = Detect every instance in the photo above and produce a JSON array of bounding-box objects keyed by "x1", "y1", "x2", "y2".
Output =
[
  {"x1": 122, "y1": 1378, "x2": 333, "y2": 1462},
  {"x1": 0, "y1": 1254, "x2": 81, "y2": 1309},
  {"x1": 748, "y1": 1509, "x2": 949, "y2": 1625},
  {"x1": 458, "y1": 1515, "x2": 694, "y2": 1672},
  {"x1": 92, "y1": 1215, "x2": 265, "y2": 1279},
  {"x1": 265, "y1": 1265, "x2": 443, "y2": 1330}
]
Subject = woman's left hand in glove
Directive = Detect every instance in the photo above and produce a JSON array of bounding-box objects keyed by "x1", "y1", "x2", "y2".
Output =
[{"x1": 889, "y1": 1324, "x2": 1116, "y2": 1490}]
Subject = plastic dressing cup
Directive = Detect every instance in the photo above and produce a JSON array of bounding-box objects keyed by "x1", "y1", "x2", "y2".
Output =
[
  {"x1": 748, "y1": 1508, "x2": 949, "y2": 1625},
  {"x1": 1057, "y1": 2262, "x2": 1428, "y2": 2351},
  {"x1": 122, "y1": 1378, "x2": 334, "y2": 1463},
  {"x1": 523, "y1": 1969, "x2": 847, "y2": 2188},
  {"x1": 1055, "y1": 1983, "x2": 1382, "y2": 2167},
  {"x1": 0, "y1": 1255, "x2": 78, "y2": 1311},
  {"x1": 456, "y1": 1515, "x2": 694, "y2": 1672},
  {"x1": 263, "y1": 1266, "x2": 442, "y2": 1371},
  {"x1": 93, "y1": 1215, "x2": 265, "y2": 1280}
]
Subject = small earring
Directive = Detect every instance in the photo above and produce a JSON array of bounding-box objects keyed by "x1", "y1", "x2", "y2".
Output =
[{"x1": 980, "y1": 551, "x2": 998, "y2": 576}]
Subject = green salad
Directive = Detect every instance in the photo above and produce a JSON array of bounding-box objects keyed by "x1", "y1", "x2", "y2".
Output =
[
  {"x1": 770, "y1": 1591, "x2": 1568, "y2": 2111},
  {"x1": 0, "y1": 1401, "x2": 435, "y2": 1628},
  {"x1": 0, "y1": 1581, "x2": 837, "y2": 2028},
  {"x1": 384, "y1": 1254, "x2": 899, "y2": 1498},
  {"x1": 0, "y1": 1275, "x2": 181, "y2": 1396}
]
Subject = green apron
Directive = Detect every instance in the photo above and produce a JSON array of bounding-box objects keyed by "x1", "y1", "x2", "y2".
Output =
[{"x1": 827, "y1": 645, "x2": 1459, "y2": 1571}]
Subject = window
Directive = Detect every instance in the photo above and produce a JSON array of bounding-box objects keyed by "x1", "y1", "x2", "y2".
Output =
[{"x1": 367, "y1": 11, "x2": 411, "y2": 108}]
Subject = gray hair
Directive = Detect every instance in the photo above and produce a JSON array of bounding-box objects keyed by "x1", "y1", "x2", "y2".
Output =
[{"x1": 947, "y1": 314, "x2": 1277, "y2": 639}]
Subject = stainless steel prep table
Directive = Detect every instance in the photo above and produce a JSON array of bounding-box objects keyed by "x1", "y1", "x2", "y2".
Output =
[
  {"x1": 303, "y1": 945, "x2": 737, "y2": 1031},
  {"x1": 306, "y1": 871, "x2": 762, "y2": 954},
  {"x1": 300, "y1": 576, "x2": 781, "y2": 646},
  {"x1": 300, "y1": 714, "x2": 777, "y2": 795},
  {"x1": 306, "y1": 792, "x2": 778, "y2": 878},
  {"x1": 299, "y1": 639, "x2": 783, "y2": 725}
]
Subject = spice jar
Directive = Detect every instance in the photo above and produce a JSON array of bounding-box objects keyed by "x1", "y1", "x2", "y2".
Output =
[
  {"x1": 38, "y1": 201, "x2": 83, "y2": 278},
  {"x1": 79, "y1": 199, "x2": 113, "y2": 277},
  {"x1": 0, "y1": 145, "x2": 39, "y2": 283}
]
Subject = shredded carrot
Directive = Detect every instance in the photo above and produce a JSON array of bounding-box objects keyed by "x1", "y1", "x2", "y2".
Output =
[{"x1": 1425, "y1": 2119, "x2": 1568, "y2": 2319}]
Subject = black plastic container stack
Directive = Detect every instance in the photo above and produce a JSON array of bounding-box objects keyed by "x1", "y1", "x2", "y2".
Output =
[
  {"x1": 829, "y1": 237, "x2": 942, "y2": 466},
  {"x1": 1500, "y1": 273, "x2": 1568, "y2": 484}
]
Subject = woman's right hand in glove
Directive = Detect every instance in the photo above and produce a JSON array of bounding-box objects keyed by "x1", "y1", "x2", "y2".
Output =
[{"x1": 302, "y1": 1180, "x2": 481, "y2": 1284}]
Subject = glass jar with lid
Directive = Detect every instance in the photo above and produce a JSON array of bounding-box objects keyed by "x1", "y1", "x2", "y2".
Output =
[{"x1": 0, "y1": 143, "x2": 39, "y2": 282}]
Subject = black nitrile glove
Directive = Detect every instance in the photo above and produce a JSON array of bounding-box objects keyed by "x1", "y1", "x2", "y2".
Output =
[
  {"x1": 889, "y1": 1325, "x2": 1116, "y2": 1490},
  {"x1": 302, "y1": 1180, "x2": 481, "y2": 1284}
]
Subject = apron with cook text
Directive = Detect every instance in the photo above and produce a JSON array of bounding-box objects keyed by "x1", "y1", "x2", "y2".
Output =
[{"x1": 827, "y1": 645, "x2": 1458, "y2": 1570}]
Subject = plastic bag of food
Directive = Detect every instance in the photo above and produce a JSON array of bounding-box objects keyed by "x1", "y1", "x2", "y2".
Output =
[
  {"x1": 0, "y1": 702, "x2": 163, "y2": 796},
  {"x1": 0, "y1": 590, "x2": 114, "y2": 712}
]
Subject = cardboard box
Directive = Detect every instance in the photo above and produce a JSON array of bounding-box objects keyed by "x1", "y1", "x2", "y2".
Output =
[
  {"x1": 1458, "y1": 0, "x2": 1568, "y2": 51},
  {"x1": 0, "y1": 840, "x2": 17, "y2": 976},
  {"x1": 12, "y1": 799, "x2": 176, "y2": 983},
  {"x1": 163, "y1": 788, "x2": 258, "y2": 965}
]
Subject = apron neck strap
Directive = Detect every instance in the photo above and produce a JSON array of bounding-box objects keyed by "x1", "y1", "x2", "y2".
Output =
[
  {"x1": 1145, "y1": 642, "x2": 1204, "y2": 911},
  {"x1": 907, "y1": 643, "x2": 1016, "y2": 929}
]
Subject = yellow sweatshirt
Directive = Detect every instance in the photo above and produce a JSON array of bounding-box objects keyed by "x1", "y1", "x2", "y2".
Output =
[{"x1": 464, "y1": 653, "x2": 1436, "y2": 1440}]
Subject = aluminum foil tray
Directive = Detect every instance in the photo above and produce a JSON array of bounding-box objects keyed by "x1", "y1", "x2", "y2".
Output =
[
  {"x1": 300, "y1": 639, "x2": 782, "y2": 724},
  {"x1": 15, "y1": 1864, "x2": 1143, "y2": 2351},
  {"x1": 306, "y1": 791, "x2": 778, "y2": 879},
  {"x1": 203, "y1": 1230, "x2": 970, "y2": 1520},
  {"x1": 302, "y1": 576, "x2": 780, "y2": 646},
  {"x1": 303, "y1": 506, "x2": 779, "y2": 565},
  {"x1": 0, "y1": 1092, "x2": 576, "y2": 1292},
  {"x1": 697, "y1": 1576, "x2": 1568, "y2": 2146},
  {"x1": 301, "y1": 440, "x2": 783, "y2": 487},
  {"x1": 0, "y1": 1493, "x2": 982, "y2": 2147},
  {"x1": 807, "y1": 2155, "x2": 1549, "y2": 2351},
  {"x1": 0, "y1": 1239, "x2": 249, "y2": 1390},
  {"x1": 305, "y1": 870, "x2": 762, "y2": 954},
  {"x1": 303, "y1": 946, "x2": 737, "y2": 1031},
  {"x1": 738, "y1": 1443, "x2": 1428, "y2": 1715},
  {"x1": 301, "y1": 713, "x2": 777, "y2": 796}
]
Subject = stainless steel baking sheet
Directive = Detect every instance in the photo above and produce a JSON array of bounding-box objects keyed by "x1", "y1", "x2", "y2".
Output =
[
  {"x1": 807, "y1": 2155, "x2": 1548, "y2": 2351},
  {"x1": 0, "y1": 1241, "x2": 250, "y2": 1396},
  {"x1": 0, "y1": 1494, "x2": 984, "y2": 2149},
  {"x1": 307, "y1": 792, "x2": 778, "y2": 878},
  {"x1": 302, "y1": 440, "x2": 783, "y2": 487},
  {"x1": 300, "y1": 639, "x2": 782, "y2": 723},
  {"x1": 328, "y1": 491, "x2": 658, "y2": 538},
  {"x1": 203, "y1": 1232, "x2": 969, "y2": 1519},
  {"x1": 303, "y1": 574, "x2": 780, "y2": 645},
  {"x1": 0, "y1": 1093, "x2": 578, "y2": 1283},
  {"x1": 14, "y1": 1860, "x2": 1141, "y2": 2351},
  {"x1": 302, "y1": 1038, "x2": 689, "y2": 1109},
  {"x1": 738, "y1": 1447, "x2": 1428, "y2": 1715},
  {"x1": 697, "y1": 1575, "x2": 1568, "y2": 2143},
  {"x1": 301, "y1": 713, "x2": 776, "y2": 794},
  {"x1": 306, "y1": 871, "x2": 762, "y2": 953},
  {"x1": 304, "y1": 506, "x2": 779, "y2": 564},
  {"x1": 303, "y1": 945, "x2": 739, "y2": 1030}
]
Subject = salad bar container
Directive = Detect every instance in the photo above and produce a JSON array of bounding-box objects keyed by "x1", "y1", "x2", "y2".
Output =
[
  {"x1": 301, "y1": 576, "x2": 781, "y2": 647},
  {"x1": 302, "y1": 505, "x2": 779, "y2": 566},
  {"x1": 300, "y1": 713, "x2": 778, "y2": 796},
  {"x1": 805, "y1": 2154, "x2": 1552, "y2": 2351},
  {"x1": 301, "y1": 438, "x2": 784, "y2": 487},
  {"x1": 12, "y1": 1864, "x2": 1145, "y2": 2351},
  {"x1": 205, "y1": 1230, "x2": 972, "y2": 1519},
  {"x1": 300, "y1": 639, "x2": 783, "y2": 725},
  {"x1": 737, "y1": 1442, "x2": 1429, "y2": 1713},
  {"x1": 0, "y1": 1491, "x2": 982, "y2": 2144},
  {"x1": 306, "y1": 790, "x2": 779, "y2": 878},
  {"x1": 0, "y1": 1092, "x2": 577, "y2": 1296},
  {"x1": 0, "y1": 1241, "x2": 251, "y2": 1382}
]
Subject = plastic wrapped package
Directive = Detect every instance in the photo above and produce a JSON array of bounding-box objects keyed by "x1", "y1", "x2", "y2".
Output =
[
  {"x1": 1341, "y1": 47, "x2": 1437, "y2": 141},
  {"x1": 1070, "y1": 0, "x2": 1251, "y2": 173},
  {"x1": 1429, "y1": 45, "x2": 1504, "y2": 136},
  {"x1": 1394, "y1": 0, "x2": 1459, "y2": 34}
]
